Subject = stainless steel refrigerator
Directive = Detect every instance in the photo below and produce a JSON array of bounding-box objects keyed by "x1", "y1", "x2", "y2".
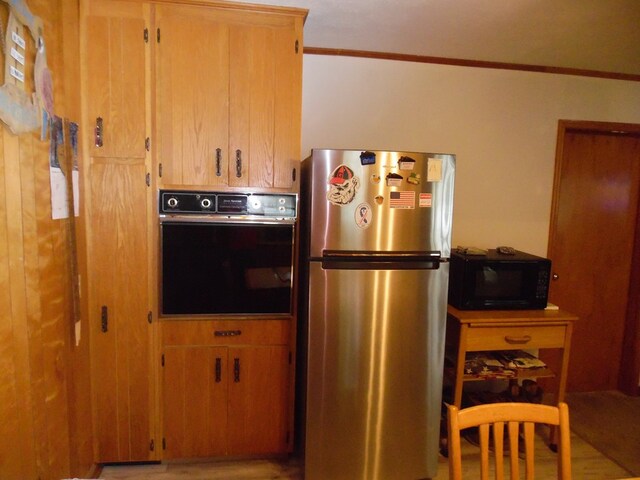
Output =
[{"x1": 299, "y1": 149, "x2": 455, "y2": 480}]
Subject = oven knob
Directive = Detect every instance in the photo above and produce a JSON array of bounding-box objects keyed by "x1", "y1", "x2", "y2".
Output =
[
  {"x1": 167, "y1": 197, "x2": 179, "y2": 208},
  {"x1": 201, "y1": 198, "x2": 212, "y2": 209}
]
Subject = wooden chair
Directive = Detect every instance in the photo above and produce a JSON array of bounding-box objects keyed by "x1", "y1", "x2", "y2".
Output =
[{"x1": 447, "y1": 402, "x2": 572, "y2": 480}]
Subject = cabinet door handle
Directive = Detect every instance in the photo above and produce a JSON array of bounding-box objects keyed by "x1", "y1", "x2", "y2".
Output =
[
  {"x1": 504, "y1": 335, "x2": 532, "y2": 345},
  {"x1": 101, "y1": 305, "x2": 108, "y2": 332},
  {"x1": 95, "y1": 117, "x2": 103, "y2": 147},
  {"x1": 215, "y1": 148, "x2": 222, "y2": 177},
  {"x1": 234, "y1": 358, "x2": 240, "y2": 382},
  {"x1": 235, "y1": 149, "x2": 242, "y2": 178},
  {"x1": 215, "y1": 357, "x2": 222, "y2": 383}
]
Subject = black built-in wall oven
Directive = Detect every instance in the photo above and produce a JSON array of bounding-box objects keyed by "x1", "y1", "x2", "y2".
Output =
[{"x1": 159, "y1": 190, "x2": 297, "y2": 317}]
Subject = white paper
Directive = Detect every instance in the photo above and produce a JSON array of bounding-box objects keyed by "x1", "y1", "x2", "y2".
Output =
[{"x1": 427, "y1": 158, "x2": 442, "y2": 182}]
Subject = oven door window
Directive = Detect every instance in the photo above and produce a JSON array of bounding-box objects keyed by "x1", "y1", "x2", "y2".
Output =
[{"x1": 161, "y1": 222, "x2": 294, "y2": 316}]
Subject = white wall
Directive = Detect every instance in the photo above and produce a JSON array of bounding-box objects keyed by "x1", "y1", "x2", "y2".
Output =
[{"x1": 301, "y1": 55, "x2": 640, "y2": 256}]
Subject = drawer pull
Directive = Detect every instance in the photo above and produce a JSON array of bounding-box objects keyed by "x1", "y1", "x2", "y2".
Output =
[
  {"x1": 214, "y1": 330, "x2": 242, "y2": 337},
  {"x1": 504, "y1": 335, "x2": 532, "y2": 345},
  {"x1": 215, "y1": 358, "x2": 222, "y2": 383}
]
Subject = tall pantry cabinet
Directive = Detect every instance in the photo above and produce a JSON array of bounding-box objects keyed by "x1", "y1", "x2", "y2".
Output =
[
  {"x1": 80, "y1": 0, "x2": 155, "y2": 463},
  {"x1": 80, "y1": 0, "x2": 305, "y2": 464}
]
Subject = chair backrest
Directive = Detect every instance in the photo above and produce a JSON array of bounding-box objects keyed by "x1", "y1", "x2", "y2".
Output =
[{"x1": 447, "y1": 402, "x2": 571, "y2": 480}]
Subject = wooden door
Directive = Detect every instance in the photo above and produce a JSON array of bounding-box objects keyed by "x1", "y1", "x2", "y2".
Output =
[
  {"x1": 89, "y1": 162, "x2": 153, "y2": 461},
  {"x1": 85, "y1": 2, "x2": 146, "y2": 159},
  {"x1": 155, "y1": 4, "x2": 230, "y2": 187},
  {"x1": 82, "y1": 0, "x2": 154, "y2": 462},
  {"x1": 163, "y1": 347, "x2": 228, "y2": 458},
  {"x1": 545, "y1": 120, "x2": 640, "y2": 393},
  {"x1": 229, "y1": 18, "x2": 302, "y2": 189},
  {"x1": 228, "y1": 346, "x2": 290, "y2": 454}
]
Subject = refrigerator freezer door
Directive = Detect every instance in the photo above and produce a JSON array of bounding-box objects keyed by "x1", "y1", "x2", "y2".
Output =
[
  {"x1": 304, "y1": 149, "x2": 455, "y2": 258},
  {"x1": 305, "y1": 261, "x2": 449, "y2": 480}
]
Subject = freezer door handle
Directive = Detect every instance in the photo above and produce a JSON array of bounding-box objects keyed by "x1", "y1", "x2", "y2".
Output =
[{"x1": 321, "y1": 250, "x2": 441, "y2": 270}]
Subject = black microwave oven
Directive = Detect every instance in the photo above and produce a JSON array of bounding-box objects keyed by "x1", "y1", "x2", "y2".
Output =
[{"x1": 448, "y1": 248, "x2": 551, "y2": 310}]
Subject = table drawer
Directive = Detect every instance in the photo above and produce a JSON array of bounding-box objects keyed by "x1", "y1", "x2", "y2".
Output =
[{"x1": 465, "y1": 324, "x2": 567, "y2": 351}]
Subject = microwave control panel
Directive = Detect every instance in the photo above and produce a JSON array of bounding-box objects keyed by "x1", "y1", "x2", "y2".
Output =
[{"x1": 159, "y1": 190, "x2": 297, "y2": 219}]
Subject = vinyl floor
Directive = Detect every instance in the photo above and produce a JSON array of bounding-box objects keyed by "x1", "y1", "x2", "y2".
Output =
[{"x1": 100, "y1": 428, "x2": 634, "y2": 480}]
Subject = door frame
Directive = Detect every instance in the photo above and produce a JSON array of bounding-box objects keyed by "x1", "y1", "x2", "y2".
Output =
[{"x1": 548, "y1": 119, "x2": 640, "y2": 395}]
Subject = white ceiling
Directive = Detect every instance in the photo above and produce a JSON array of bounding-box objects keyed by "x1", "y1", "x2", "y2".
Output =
[{"x1": 240, "y1": 0, "x2": 640, "y2": 77}]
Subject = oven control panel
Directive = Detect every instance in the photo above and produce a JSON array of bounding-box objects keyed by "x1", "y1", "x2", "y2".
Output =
[{"x1": 159, "y1": 190, "x2": 297, "y2": 218}]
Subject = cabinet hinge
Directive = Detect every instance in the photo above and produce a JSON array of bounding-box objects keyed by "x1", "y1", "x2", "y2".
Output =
[
  {"x1": 162, "y1": 438, "x2": 166, "y2": 450},
  {"x1": 159, "y1": 163, "x2": 163, "y2": 178},
  {"x1": 145, "y1": 172, "x2": 151, "y2": 187},
  {"x1": 161, "y1": 353, "x2": 165, "y2": 367},
  {"x1": 157, "y1": 28, "x2": 160, "y2": 43},
  {"x1": 295, "y1": 39, "x2": 299, "y2": 54},
  {"x1": 145, "y1": 137, "x2": 150, "y2": 151},
  {"x1": 147, "y1": 311, "x2": 153, "y2": 323},
  {"x1": 144, "y1": 28, "x2": 149, "y2": 43},
  {"x1": 150, "y1": 439, "x2": 154, "y2": 451}
]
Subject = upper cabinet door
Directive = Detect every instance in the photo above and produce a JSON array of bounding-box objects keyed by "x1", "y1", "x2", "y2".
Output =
[
  {"x1": 155, "y1": 4, "x2": 230, "y2": 187},
  {"x1": 85, "y1": 3, "x2": 146, "y2": 159},
  {"x1": 156, "y1": 5, "x2": 304, "y2": 190},
  {"x1": 229, "y1": 21, "x2": 301, "y2": 189}
]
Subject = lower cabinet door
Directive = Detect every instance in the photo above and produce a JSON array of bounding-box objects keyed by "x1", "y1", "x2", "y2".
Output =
[
  {"x1": 228, "y1": 346, "x2": 290, "y2": 455},
  {"x1": 163, "y1": 346, "x2": 228, "y2": 458}
]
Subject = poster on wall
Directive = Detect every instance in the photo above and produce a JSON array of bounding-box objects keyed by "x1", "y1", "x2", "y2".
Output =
[
  {"x1": 68, "y1": 121, "x2": 79, "y2": 217},
  {"x1": 0, "y1": 0, "x2": 54, "y2": 135},
  {"x1": 49, "y1": 116, "x2": 69, "y2": 219}
]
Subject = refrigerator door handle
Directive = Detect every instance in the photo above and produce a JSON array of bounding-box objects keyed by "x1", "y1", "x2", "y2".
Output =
[{"x1": 320, "y1": 250, "x2": 442, "y2": 270}]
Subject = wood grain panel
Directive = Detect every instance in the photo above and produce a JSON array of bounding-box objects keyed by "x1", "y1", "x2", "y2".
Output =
[
  {"x1": 545, "y1": 125, "x2": 640, "y2": 391},
  {"x1": 161, "y1": 319, "x2": 290, "y2": 346},
  {"x1": 156, "y1": 4, "x2": 230, "y2": 187},
  {"x1": 465, "y1": 325, "x2": 568, "y2": 350},
  {"x1": 228, "y1": 346, "x2": 289, "y2": 455},
  {"x1": 89, "y1": 160, "x2": 152, "y2": 462},
  {"x1": 0, "y1": 127, "x2": 30, "y2": 480},
  {"x1": 230, "y1": 24, "x2": 275, "y2": 188},
  {"x1": 163, "y1": 346, "x2": 228, "y2": 458},
  {"x1": 273, "y1": 18, "x2": 302, "y2": 190},
  {"x1": 0, "y1": 0, "x2": 94, "y2": 478},
  {"x1": 86, "y1": 12, "x2": 146, "y2": 159}
]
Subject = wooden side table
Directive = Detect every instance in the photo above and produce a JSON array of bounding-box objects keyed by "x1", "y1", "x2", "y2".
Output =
[{"x1": 444, "y1": 305, "x2": 578, "y2": 448}]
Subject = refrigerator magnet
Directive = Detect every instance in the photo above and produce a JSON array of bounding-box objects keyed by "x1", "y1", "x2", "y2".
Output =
[
  {"x1": 360, "y1": 151, "x2": 376, "y2": 165},
  {"x1": 407, "y1": 172, "x2": 421, "y2": 185},
  {"x1": 355, "y1": 202, "x2": 372, "y2": 229},
  {"x1": 374, "y1": 195, "x2": 384, "y2": 205},
  {"x1": 419, "y1": 193, "x2": 432, "y2": 207},
  {"x1": 389, "y1": 191, "x2": 415, "y2": 209},
  {"x1": 370, "y1": 173, "x2": 381, "y2": 184},
  {"x1": 327, "y1": 164, "x2": 360, "y2": 206},
  {"x1": 398, "y1": 156, "x2": 416, "y2": 170},
  {"x1": 427, "y1": 158, "x2": 443, "y2": 182},
  {"x1": 385, "y1": 172, "x2": 403, "y2": 187}
]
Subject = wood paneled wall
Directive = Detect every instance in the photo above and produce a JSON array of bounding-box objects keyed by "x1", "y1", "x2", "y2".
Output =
[{"x1": 0, "y1": 0, "x2": 94, "y2": 478}]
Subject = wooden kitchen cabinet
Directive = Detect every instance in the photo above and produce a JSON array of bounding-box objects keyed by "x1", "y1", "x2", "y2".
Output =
[
  {"x1": 83, "y1": 1, "x2": 147, "y2": 159},
  {"x1": 81, "y1": 0, "x2": 156, "y2": 463},
  {"x1": 161, "y1": 320, "x2": 291, "y2": 459},
  {"x1": 155, "y1": 3, "x2": 304, "y2": 190}
]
